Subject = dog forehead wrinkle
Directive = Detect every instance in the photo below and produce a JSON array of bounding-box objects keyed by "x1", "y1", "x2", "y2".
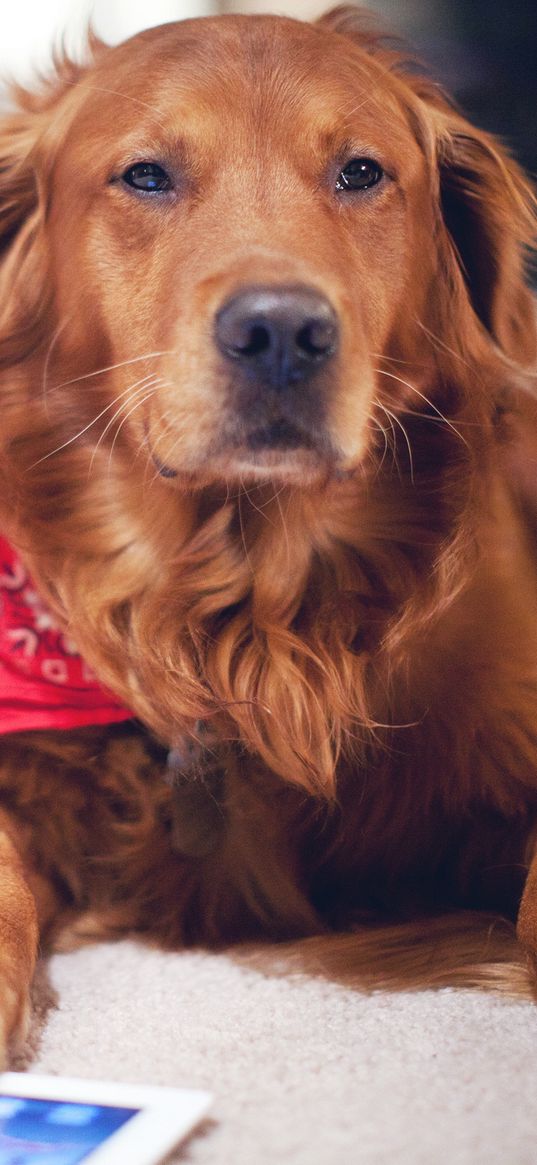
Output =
[{"x1": 78, "y1": 17, "x2": 409, "y2": 158}]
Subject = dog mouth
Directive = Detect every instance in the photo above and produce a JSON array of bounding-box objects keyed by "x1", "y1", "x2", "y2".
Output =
[
  {"x1": 145, "y1": 412, "x2": 335, "y2": 484},
  {"x1": 243, "y1": 418, "x2": 317, "y2": 452},
  {"x1": 149, "y1": 446, "x2": 179, "y2": 479}
]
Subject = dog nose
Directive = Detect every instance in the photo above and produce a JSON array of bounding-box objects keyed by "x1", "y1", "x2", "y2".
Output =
[{"x1": 214, "y1": 285, "x2": 338, "y2": 388}]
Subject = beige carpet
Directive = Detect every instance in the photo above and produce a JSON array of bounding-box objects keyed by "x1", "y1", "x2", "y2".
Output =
[{"x1": 13, "y1": 940, "x2": 537, "y2": 1164}]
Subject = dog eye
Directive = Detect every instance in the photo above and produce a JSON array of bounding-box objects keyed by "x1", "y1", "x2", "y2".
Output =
[
  {"x1": 121, "y1": 162, "x2": 172, "y2": 193},
  {"x1": 335, "y1": 158, "x2": 384, "y2": 192}
]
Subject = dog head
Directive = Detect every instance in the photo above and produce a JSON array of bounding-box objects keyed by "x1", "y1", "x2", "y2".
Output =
[
  {"x1": 0, "y1": 9, "x2": 535, "y2": 791},
  {"x1": 1, "y1": 7, "x2": 534, "y2": 492}
]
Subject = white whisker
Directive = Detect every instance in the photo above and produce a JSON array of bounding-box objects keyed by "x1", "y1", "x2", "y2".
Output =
[
  {"x1": 368, "y1": 408, "x2": 391, "y2": 475},
  {"x1": 146, "y1": 406, "x2": 190, "y2": 486},
  {"x1": 42, "y1": 317, "x2": 71, "y2": 412},
  {"x1": 28, "y1": 375, "x2": 156, "y2": 469},
  {"x1": 48, "y1": 350, "x2": 175, "y2": 393},
  {"x1": 99, "y1": 378, "x2": 162, "y2": 450},
  {"x1": 373, "y1": 367, "x2": 470, "y2": 450},
  {"x1": 237, "y1": 484, "x2": 255, "y2": 576},
  {"x1": 370, "y1": 351, "x2": 417, "y2": 367},
  {"x1": 59, "y1": 78, "x2": 170, "y2": 132},
  {"x1": 274, "y1": 485, "x2": 291, "y2": 571},
  {"x1": 87, "y1": 379, "x2": 163, "y2": 473},
  {"x1": 413, "y1": 318, "x2": 475, "y2": 374},
  {"x1": 106, "y1": 384, "x2": 165, "y2": 473},
  {"x1": 240, "y1": 482, "x2": 286, "y2": 527},
  {"x1": 111, "y1": 382, "x2": 175, "y2": 469},
  {"x1": 378, "y1": 403, "x2": 415, "y2": 484},
  {"x1": 373, "y1": 402, "x2": 400, "y2": 479}
]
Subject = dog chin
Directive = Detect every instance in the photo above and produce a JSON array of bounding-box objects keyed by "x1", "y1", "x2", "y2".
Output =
[
  {"x1": 223, "y1": 447, "x2": 337, "y2": 487},
  {"x1": 149, "y1": 441, "x2": 341, "y2": 490}
]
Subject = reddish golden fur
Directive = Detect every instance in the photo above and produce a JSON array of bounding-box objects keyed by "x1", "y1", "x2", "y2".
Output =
[{"x1": 0, "y1": 6, "x2": 537, "y2": 1059}]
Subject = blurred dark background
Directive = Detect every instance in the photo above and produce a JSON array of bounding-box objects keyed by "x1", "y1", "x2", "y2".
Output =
[
  {"x1": 2, "y1": 1, "x2": 536, "y2": 180},
  {"x1": 367, "y1": 0, "x2": 537, "y2": 178}
]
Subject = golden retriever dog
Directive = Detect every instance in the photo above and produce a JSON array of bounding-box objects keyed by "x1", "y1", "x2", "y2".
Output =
[{"x1": 0, "y1": 4, "x2": 536, "y2": 1062}]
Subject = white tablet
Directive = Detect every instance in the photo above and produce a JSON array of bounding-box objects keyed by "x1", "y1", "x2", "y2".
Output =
[{"x1": 0, "y1": 1072, "x2": 212, "y2": 1165}]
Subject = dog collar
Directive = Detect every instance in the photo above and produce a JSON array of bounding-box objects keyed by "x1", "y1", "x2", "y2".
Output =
[{"x1": 0, "y1": 535, "x2": 133, "y2": 734}]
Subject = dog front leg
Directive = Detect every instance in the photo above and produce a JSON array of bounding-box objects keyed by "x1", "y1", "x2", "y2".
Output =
[
  {"x1": 0, "y1": 829, "x2": 38, "y2": 1066},
  {"x1": 517, "y1": 846, "x2": 537, "y2": 980}
]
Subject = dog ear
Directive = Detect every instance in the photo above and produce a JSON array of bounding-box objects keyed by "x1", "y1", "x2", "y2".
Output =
[
  {"x1": 319, "y1": 6, "x2": 537, "y2": 366},
  {"x1": 0, "y1": 102, "x2": 50, "y2": 366},
  {"x1": 0, "y1": 40, "x2": 105, "y2": 365},
  {"x1": 434, "y1": 114, "x2": 536, "y2": 366}
]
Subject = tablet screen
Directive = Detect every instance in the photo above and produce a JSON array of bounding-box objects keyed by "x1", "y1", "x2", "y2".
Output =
[{"x1": 0, "y1": 1095, "x2": 138, "y2": 1165}]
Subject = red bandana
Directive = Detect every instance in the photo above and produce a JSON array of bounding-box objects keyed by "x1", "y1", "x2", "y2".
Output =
[{"x1": 0, "y1": 536, "x2": 133, "y2": 734}]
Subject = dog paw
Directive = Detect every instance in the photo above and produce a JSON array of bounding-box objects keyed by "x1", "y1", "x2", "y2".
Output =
[
  {"x1": 517, "y1": 850, "x2": 537, "y2": 963},
  {"x1": 0, "y1": 980, "x2": 32, "y2": 1067}
]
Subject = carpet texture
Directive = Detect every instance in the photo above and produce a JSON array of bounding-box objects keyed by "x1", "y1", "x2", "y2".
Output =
[{"x1": 14, "y1": 941, "x2": 537, "y2": 1164}]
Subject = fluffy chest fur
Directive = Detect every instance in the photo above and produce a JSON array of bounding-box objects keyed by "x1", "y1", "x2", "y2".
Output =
[{"x1": 0, "y1": 8, "x2": 535, "y2": 1056}]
